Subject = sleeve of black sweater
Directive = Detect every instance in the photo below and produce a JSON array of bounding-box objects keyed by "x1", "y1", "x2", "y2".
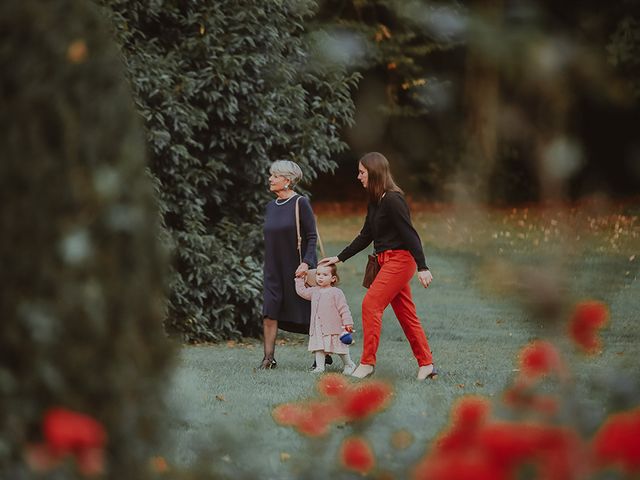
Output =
[
  {"x1": 299, "y1": 196, "x2": 318, "y2": 267},
  {"x1": 336, "y1": 206, "x2": 373, "y2": 263},
  {"x1": 387, "y1": 193, "x2": 429, "y2": 271}
]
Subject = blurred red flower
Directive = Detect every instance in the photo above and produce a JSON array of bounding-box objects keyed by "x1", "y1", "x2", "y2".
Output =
[
  {"x1": 435, "y1": 397, "x2": 490, "y2": 454},
  {"x1": 26, "y1": 407, "x2": 106, "y2": 476},
  {"x1": 43, "y1": 408, "x2": 106, "y2": 455},
  {"x1": 518, "y1": 340, "x2": 565, "y2": 381},
  {"x1": 272, "y1": 402, "x2": 304, "y2": 427},
  {"x1": 342, "y1": 380, "x2": 393, "y2": 421},
  {"x1": 536, "y1": 427, "x2": 588, "y2": 480},
  {"x1": 317, "y1": 373, "x2": 349, "y2": 397},
  {"x1": 481, "y1": 423, "x2": 586, "y2": 480},
  {"x1": 274, "y1": 400, "x2": 341, "y2": 437},
  {"x1": 340, "y1": 436, "x2": 376, "y2": 474},
  {"x1": 569, "y1": 300, "x2": 609, "y2": 353},
  {"x1": 479, "y1": 422, "x2": 539, "y2": 469},
  {"x1": 453, "y1": 396, "x2": 491, "y2": 427},
  {"x1": 426, "y1": 406, "x2": 588, "y2": 480},
  {"x1": 413, "y1": 451, "x2": 507, "y2": 480},
  {"x1": 295, "y1": 410, "x2": 331, "y2": 437},
  {"x1": 592, "y1": 407, "x2": 640, "y2": 474}
]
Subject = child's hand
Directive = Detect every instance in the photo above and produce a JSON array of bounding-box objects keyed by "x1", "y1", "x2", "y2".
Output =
[
  {"x1": 295, "y1": 262, "x2": 309, "y2": 278},
  {"x1": 344, "y1": 325, "x2": 354, "y2": 333}
]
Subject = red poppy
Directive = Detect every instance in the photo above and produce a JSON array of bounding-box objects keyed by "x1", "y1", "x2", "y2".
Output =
[
  {"x1": 536, "y1": 427, "x2": 587, "y2": 480},
  {"x1": 26, "y1": 408, "x2": 106, "y2": 476},
  {"x1": 434, "y1": 397, "x2": 491, "y2": 454},
  {"x1": 340, "y1": 436, "x2": 376, "y2": 474},
  {"x1": 480, "y1": 423, "x2": 587, "y2": 480},
  {"x1": 569, "y1": 301, "x2": 609, "y2": 353},
  {"x1": 295, "y1": 410, "x2": 331, "y2": 437},
  {"x1": 272, "y1": 402, "x2": 304, "y2": 427},
  {"x1": 301, "y1": 400, "x2": 343, "y2": 436},
  {"x1": 342, "y1": 380, "x2": 393, "y2": 421},
  {"x1": 479, "y1": 422, "x2": 540, "y2": 469},
  {"x1": 453, "y1": 396, "x2": 491, "y2": 428},
  {"x1": 274, "y1": 400, "x2": 343, "y2": 437},
  {"x1": 518, "y1": 340, "x2": 565, "y2": 381},
  {"x1": 317, "y1": 373, "x2": 350, "y2": 397},
  {"x1": 413, "y1": 451, "x2": 507, "y2": 480},
  {"x1": 592, "y1": 407, "x2": 640, "y2": 473},
  {"x1": 435, "y1": 428, "x2": 478, "y2": 454},
  {"x1": 43, "y1": 408, "x2": 106, "y2": 455}
]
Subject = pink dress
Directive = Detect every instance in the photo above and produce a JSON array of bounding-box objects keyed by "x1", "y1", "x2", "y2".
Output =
[{"x1": 294, "y1": 279, "x2": 354, "y2": 355}]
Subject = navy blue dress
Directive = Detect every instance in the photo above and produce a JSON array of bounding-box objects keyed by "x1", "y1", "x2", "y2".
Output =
[{"x1": 263, "y1": 194, "x2": 317, "y2": 333}]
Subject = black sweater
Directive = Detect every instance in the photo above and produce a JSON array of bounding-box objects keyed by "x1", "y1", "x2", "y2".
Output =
[{"x1": 337, "y1": 191, "x2": 428, "y2": 270}]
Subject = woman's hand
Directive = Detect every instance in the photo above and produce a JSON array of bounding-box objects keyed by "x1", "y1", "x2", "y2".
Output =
[
  {"x1": 319, "y1": 256, "x2": 340, "y2": 266},
  {"x1": 418, "y1": 269, "x2": 433, "y2": 288},
  {"x1": 295, "y1": 262, "x2": 309, "y2": 278}
]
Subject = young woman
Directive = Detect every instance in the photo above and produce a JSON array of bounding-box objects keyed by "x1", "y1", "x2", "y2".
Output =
[{"x1": 321, "y1": 152, "x2": 436, "y2": 380}]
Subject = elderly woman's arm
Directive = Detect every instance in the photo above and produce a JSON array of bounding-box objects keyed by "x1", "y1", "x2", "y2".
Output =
[
  {"x1": 294, "y1": 197, "x2": 318, "y2": 277},
  {"x1": 299, "y1": 196, "x2": 318, "y2": 264}
]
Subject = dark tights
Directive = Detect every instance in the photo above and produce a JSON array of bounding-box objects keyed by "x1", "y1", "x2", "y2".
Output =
[{"x1": 262, "y1": 316, "x2": 278, "y2": 362}]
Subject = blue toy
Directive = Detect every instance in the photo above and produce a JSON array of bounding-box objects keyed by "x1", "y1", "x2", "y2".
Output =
[{"x1": 339, "y1": 331, "x2": 354, "y2": 345}]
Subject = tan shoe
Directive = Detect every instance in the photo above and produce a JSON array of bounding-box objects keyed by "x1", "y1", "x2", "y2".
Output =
[
  {"x1": 351, "y1": 364, "x2": 375, "y2": 379},
  {"x1": 417, "y1": 364, "x2": 438, "y2": 381}
]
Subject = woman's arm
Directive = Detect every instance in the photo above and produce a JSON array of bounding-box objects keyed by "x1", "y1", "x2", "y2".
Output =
[
  {"x1": 334, "y1": 206, "x2": 374, "y2": 263},
  {"x1": 298, "y1": 197, "x2": 318, "y2": 267}
]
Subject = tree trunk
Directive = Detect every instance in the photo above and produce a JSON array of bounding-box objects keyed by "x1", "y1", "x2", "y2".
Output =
[{"x1": 462, "y1": 0, "x2": 503, "y2": 203}]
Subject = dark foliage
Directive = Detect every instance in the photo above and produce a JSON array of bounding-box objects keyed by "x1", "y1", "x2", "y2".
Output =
[
  {"x1": 0, "y1": 0, "x2": 174, "y2": 477},
  {"x1": 101, "y1": 0, "x2": 359, "y2": 342}
]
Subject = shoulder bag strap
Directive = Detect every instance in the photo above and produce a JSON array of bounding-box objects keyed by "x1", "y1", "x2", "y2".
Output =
[
  {"x1": 295, "y1": 196, "x2": 303, "y2": 264},
  {"x1": 295, "y1": 196, "x2": 325, "y2": 263},
  {"x1": 315, "y1": 215, "x2": 325, "y2": 259}
]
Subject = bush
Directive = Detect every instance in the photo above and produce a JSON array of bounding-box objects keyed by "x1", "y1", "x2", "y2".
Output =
[{"x1": 101, "y1": 0, "x2": 360, "y2": 341}]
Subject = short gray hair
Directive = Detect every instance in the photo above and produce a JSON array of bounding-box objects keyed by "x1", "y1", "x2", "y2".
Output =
[{"x1": 269, "y1": 160, "x2": 303, "y2": 186}]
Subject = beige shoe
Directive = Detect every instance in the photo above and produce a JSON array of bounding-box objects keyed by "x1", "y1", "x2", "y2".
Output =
[
  {"x1": 351, "y1": 364, "x2": 375, "y2": 379},
  {"x1": 417, "y1": 364, "x2": 438, "y2": 381}
]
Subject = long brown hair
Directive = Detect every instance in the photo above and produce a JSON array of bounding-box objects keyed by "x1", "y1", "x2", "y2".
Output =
[{"x1": 360, "y1": 152, "x2": 403, "y2": 203}]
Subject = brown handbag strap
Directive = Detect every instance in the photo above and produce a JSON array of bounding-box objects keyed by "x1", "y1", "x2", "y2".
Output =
[
  {"x1": 295, "y1": 196, "x2": 303, "y2": 264},
  {"x1": 295, "y1": 196, "x2": 324, "y2": 264}
]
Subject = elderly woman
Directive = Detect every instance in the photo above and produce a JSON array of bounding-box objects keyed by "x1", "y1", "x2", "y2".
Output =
[{"x1": 260, "y1": 160, "x2": 318, "y2": 369}]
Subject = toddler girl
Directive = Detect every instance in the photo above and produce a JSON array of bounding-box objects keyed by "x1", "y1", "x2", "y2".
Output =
[{"x1": 295, "y1": 264, "x2": 356, "y2": 374}]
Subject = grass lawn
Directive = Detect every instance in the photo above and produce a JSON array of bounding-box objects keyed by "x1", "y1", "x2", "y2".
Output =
[{"x1": 161, "y1": 201, "x2": 640, "y2": 478}]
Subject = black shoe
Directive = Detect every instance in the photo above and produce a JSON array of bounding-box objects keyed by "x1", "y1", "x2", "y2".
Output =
[
  {"x1": 259, "y1": 357, "x2": 277, "y2": 370},
  {"x1": 311, "y1": 354, "x2": 333, "y2": 370}
]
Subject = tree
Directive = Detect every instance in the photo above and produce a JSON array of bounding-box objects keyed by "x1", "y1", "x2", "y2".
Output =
[
  {"x1": 313, "y1": 0, "x2": 640, "y2": 203},
  {"x1": 102, "y1": 0, "x2": 359, "y2": 341},
  {"x1": 310, "y1": 0, "x2": 466, "y2": 199},
  {"x1": 0, "y1": 0, "x2": 174, "y2": 477}
]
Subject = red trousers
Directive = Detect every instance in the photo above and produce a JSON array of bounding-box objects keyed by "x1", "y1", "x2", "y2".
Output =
[{"x1": 360, "y1": 249, "x2": 433, "y2": 366}]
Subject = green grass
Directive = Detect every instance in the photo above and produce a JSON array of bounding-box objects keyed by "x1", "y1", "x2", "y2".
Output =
[{"x1": 161, "y1": 205, "x2": 640, "y2": 478}]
